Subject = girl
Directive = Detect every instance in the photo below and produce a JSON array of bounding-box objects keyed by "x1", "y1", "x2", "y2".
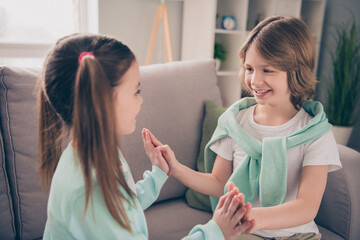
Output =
[
  {"x1": 147, "y1": 16, "x2": 342, "y2": 239},
  {"x1": 38, "y1": 33, "x2": 252, "y2": 239}
]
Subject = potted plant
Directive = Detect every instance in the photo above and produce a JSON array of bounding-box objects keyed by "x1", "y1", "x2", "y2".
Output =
[
  {"x1": 325, "y1": 18, "x2": 360, "y2": 145},
  {"x1": 214, "y1": 42, "x2": 227, "y2": 71}
]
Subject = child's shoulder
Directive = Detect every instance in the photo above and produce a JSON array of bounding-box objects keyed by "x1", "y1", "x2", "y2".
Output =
[
  {"x1": 298, "y1": 106, "x2": 314, "y2": 125},
  {"x1": 236, "y1": 105, "x2": 256, "y2": 123}
]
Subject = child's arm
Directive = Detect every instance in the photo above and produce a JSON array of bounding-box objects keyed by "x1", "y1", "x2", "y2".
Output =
[
  {"x1": 135, "y1": 165, "x2": 168, "y2": 210},
  {"x1": 161, "y1": 145, "x2": 232, "y2": 198},
  {"x1": 143, "y1": 128, "x2": 232, "y2": 198},
  {"x1": 245, "y1": 165, "x2": 328, "y2": 232}
]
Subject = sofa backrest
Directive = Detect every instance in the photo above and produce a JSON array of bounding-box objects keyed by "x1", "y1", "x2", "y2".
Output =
[
  {"x1": 122, "y1": 59, "x2": 222, "y2": 202},
  {"x1": 0, "y1": 116, "x2": 16, "y2": 239},
  {"x1": 0, "y1": 66, "x2": 46, "y2": 240}
]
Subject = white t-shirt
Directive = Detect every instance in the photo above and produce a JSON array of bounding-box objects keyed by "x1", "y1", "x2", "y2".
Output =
[{"x1": 210, "y1": 105, "x2": 342, "y2": 238}]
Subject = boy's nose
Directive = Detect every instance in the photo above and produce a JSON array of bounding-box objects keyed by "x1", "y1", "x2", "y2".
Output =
[{"x1": 251, "y1": 71, "x2": 263, "y2": 85}]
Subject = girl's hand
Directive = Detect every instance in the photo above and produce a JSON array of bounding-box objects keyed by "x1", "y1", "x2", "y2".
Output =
[
  {"x1": 228, "y1": 182, "x2": 256, "y2": 234},
  {"x1": 142, "y1": 128, "x2": 169, "y2": 174},
  {"x1": 212, "y1": 188, "x2": 253, "y2": 239}
]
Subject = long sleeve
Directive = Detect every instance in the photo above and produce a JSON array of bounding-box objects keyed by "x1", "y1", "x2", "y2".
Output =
[
  {"x1": 182, "y1": 220, "x2": 224, "y2": 240},
  {"x1": 136, "y1": 166, "x2": 168, "y2": 210},
  {"x1": 60, "y1": 190, "x2": 149, "y2": 240}
]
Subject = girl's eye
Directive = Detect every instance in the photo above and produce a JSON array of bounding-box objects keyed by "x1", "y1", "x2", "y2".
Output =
[
  {"x1": 136, "y1": 89, "x2": 141, "y2": 95},
  {"x1": 246, "y1": 67, "x2": 253, "y2": 72},
  {"x1": 264, "y1": 69, "x2": 273, "y2": 73}
]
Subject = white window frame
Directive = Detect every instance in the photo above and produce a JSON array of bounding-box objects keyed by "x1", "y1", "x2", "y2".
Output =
[{"x1": 0, "y1": 0, "x2": 99, "y2": 63}]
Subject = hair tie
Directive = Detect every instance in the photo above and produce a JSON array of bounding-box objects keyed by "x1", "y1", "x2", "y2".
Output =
[{"x1": 78, "y1": 52, "x2": 95, "y2": 63}]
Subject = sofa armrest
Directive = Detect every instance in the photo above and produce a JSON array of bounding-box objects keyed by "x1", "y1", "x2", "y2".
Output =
[{"x1": 315, "y1": 144, "x2": 360, "y2": 240}]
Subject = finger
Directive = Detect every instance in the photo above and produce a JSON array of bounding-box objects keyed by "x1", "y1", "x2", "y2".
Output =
[
  {"x1": 145, "y1": 131, "x2": 152, "y2": 146},
  {"x1": 233, "y1": 187, "x2": 240, "y2": 196},
  {"x1": 244, "y1": 219, "x2": 256, "y2": 234},
  {"x1": 156, "y1": 145, "x2": 170, "y2": 155},
  {"x1": 231, "y1": 205, "x2": 246, "y2": 224},
  {"x1": 143, "y1": 132, "x2": 154, "y2": 154},
  {"x1": 222, "y1": 190, "x2": 235, "y2": 213},
  {"x1": 242, "y1": 202, "x2": 252, "y2": 222},
  {"x1": 235, "y1": 193, "x2": 245, "y2": 206},
  {"x1": 216, "y1": 192, "x2": 228, "y2": 210},
  {"x1": 142, "y1": 129, "x2": 149, "y2": 145},
  {"x1": 146, "y1": 129, "x2": 163, "y2": 146},
  {"x1": 154, "y1": 148, "x2": 165, "y2": 161},
  {"x1": 245, "y1": 202, "x2": 252, "y2": 211},
  {"x1": 235, "y1": 220, "x2": 252, "y2": 235},
  {"x1": 141, "y1": 128, "x2": 146, "y2": 142},
  {"x1": 227, "y1": 182, "x2": 235, "y2": 192},
  {"x1": 227, "y1": 194, "x2": 240, "y2": 218}
]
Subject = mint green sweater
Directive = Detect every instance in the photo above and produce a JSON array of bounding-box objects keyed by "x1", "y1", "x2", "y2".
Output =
[
  {"x1": 44, "y1": 144, "x2": 223, "y2": 239},
  {"x1": 204, "y1": 98, "x2": 332, "y2": 211}
]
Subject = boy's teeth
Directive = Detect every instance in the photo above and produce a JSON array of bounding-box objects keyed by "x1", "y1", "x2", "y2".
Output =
[{"x1": 255, "y1": 89, "x2": 268, "y2": 93}]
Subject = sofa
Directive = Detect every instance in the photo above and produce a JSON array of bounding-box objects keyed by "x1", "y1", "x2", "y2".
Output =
[{"x1": 0, "y1": 59, "x2": 359, "y2": 240}]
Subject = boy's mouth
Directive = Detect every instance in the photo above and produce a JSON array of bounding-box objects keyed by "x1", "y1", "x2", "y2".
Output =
[{"x1": 253, "y1": 89, "x2": 271, "y2": 94}]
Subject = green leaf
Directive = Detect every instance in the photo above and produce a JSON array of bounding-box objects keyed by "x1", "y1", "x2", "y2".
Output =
[{"x1": 325, "y1": 17, "x2": 360, "y2": 126}]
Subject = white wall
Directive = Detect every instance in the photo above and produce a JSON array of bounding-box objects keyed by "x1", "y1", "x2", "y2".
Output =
[{"x1": 98, "y1": 0, "x2": 183, "y2": 66}]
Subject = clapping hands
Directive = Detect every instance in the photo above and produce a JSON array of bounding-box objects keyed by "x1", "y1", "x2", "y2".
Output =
[
  {"x1": 142, "y1": 128, "x2": 169, "y2": 174},
  {"x1": 213, "y1": 182, "x2": 254, "y2": 239},
  {"x1": 142, "y1": 128, "x2": 180, "y2": 176}
]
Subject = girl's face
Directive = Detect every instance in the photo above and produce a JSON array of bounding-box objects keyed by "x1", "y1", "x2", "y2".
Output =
[
  {"x1": 113, "y1": 61, "x2": 143, "y2": 135},
  {"x1": 244, "y1": 44, "x2": 291, "y2": 108}
]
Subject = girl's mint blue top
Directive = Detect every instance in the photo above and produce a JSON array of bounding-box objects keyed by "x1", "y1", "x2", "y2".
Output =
[{"x1": 43, "y1": 143, "x2": 223, "y2": 239}]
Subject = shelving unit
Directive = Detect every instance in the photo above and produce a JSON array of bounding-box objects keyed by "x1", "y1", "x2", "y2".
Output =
[{"x1": 182, "y1": 0, "x2": 326, "y2": 107}]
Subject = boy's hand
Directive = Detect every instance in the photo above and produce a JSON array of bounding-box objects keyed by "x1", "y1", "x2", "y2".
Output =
[{"x1": 155, "y1": 144, "x2": 181, "y2": 177}]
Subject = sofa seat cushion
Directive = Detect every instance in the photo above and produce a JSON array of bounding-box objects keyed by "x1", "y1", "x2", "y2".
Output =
[
  {"x1": 145, "y1": 197, "x2": 212, "y2": 240},
  {"x1": 318, "y1": 226, "x2": 344, "y2": 240},
  {"x1": 0, "y1": 66, "x2": 47, "y2": 240}
]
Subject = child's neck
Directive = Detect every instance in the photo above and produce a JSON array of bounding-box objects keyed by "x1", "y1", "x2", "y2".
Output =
[{"x1": 253, "y1": 103, "x2": 299, "y2": 126}]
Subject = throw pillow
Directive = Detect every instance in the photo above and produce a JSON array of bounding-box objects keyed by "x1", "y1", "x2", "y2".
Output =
[{"x1": 185, "y1": 100, "x2": 226, "y2": 212}]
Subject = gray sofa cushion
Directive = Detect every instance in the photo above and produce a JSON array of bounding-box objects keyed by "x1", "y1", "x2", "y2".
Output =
[
  {"x1": 0, "y1": 114, "x2": 16, "y2": 239},
  {"x1": 315, "y1": 144, "x2": 360, "y2": 240},
  {"x1": 0, "y1": 67, "x2": 47, "y2": 240},
  {"x1": 145, "y1": 198, "x2": 212, "y2": 240},
  {"x1": 123, "y1": 59, "x2": 222, "y2": 202}
]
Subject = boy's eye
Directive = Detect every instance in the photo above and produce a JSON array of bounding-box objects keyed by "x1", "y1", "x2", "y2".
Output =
[
  {"x1": 264, "y1": 69, "x2": 273, "y2": 73},
  {"x1": 136, "y1": 89, "x2": 141, "y2": 95},
  {"x1": 246, "y1": 67, "x2": 253, "y2": 72}
]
